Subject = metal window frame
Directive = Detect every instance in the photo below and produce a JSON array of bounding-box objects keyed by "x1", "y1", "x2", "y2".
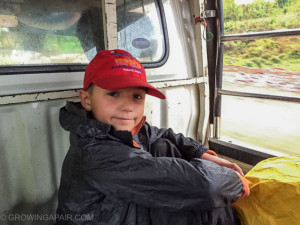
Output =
[{"x1": 211, "y1": 0, "x2": 300, "y2": 162}]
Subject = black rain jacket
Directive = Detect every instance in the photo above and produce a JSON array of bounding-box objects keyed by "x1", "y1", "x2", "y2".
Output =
[{"x1": 55, "y1": 101, "x2": 243, "y2": 225}]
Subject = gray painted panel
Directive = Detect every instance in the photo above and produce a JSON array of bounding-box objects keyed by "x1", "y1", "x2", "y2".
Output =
[{"x1": 0, "y1": 99, "x2": 74, "y2": 224}]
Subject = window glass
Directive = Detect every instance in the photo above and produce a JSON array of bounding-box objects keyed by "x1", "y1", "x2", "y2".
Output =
[
  {"x1": 0, "y1": 0, "x2": 104, "y2": 65},
  {"x1": 222, "y1": 36, "x2": 300, "y2": 98},
  {"x1": 220, "y1": 0, "x2": 300, "y2": 155},
  {"x1": 117, "y1": 0, "x2": 165, "y2": 63},
  {"x1": 223, "y1": 0, "x2": 300, "y2": 34},
  {"x1": 221, "y1": 95, "x2": 300, "y2": 155},
  {"x1": 0, "y1": 0, "x2": 165, "y2": 67}
]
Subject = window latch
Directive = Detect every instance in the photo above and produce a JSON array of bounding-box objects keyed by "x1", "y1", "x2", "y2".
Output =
[{"x1": 200, "y1": 10, "x2": 216, "y2": 18}]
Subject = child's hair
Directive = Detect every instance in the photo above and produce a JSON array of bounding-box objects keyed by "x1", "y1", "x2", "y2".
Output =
[
  {"x1": 85, "y1": 84, "x2": 94, "y2": 94},
  {"x1": 83, "y1": 49, "x2": 165, "y2": 99}
]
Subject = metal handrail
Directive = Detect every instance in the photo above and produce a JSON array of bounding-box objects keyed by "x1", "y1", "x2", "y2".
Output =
[
  {"x1": 220, "y1": 28, "x2": 300, "y2": 41},
  {"x1": 218, "y1": 89, "x2": 300, "y2": 103}
]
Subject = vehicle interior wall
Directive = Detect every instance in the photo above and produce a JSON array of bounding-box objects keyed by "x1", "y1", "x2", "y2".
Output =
[{"x1": 0, "y1": 0, "x2": 205, "y2": 223}]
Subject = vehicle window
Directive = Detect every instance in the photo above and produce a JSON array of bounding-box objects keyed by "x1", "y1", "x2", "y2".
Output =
[
  {"x1": 0, "y1": 0, "x2": 103, "y2": 65},
  {"x1": 223, "y1": 0, "x2": 299, "y2": 34},
  {"x1": 221, "y1": 96, "x2": 300, "y2": 155},
  {"x1": 217, "y1": 0, "x2": 300, "y2": 155},
  {"x1": 223, "y1": 36, "x2": 300, "y2": 98},
  {"x1": 0, "y1": 0, "x2": 165, "y2": 67},
  {"x1": 117, "y1": 0, "x2": 165, "y2": 63}
]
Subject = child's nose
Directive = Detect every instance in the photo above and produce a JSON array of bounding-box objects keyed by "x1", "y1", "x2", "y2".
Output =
[{"x1": 120, "y1": 96, "x2": 134, "y2": 112}]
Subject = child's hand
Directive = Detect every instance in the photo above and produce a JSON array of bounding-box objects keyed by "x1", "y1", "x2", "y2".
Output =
[
  {"x1": 201, "y1": 151, "x2": 244, "y2": 176},
  {"x1": 216, "y1": 157, "x2": 244, "y2": 176}
]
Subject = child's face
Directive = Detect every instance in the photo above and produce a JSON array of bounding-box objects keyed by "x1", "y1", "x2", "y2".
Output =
[{"x1": 80, "y1": 86, "x2": 146, "y2": 131}]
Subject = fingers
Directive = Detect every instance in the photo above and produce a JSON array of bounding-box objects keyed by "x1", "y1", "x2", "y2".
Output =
[
  {"x1": 220, "y1": 159, "x2": 244, "y2": 176},
  {"x1": 236, "y1": 172, "x2": 250, "y2": 198},
  {"x1": 230, "y1": 163, "x2": 244, "y2": 176}
]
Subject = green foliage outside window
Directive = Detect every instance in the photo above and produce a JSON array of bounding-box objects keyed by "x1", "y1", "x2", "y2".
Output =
[{"x1": 223, "y1": 0, "x2": 300, "y2": 71}]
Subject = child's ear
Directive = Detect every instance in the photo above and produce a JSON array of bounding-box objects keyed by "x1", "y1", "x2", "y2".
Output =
[{"x1": 79, "y1": 90, "x2": 92, "y2": 111}]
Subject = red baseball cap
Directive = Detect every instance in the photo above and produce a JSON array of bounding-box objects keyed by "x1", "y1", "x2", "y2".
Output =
[{"x1": 83, "y1": 49, "x2": 166, "y2": 99}]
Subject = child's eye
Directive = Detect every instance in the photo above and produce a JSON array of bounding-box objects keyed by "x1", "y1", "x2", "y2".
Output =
[
  {"x1": 133, "y1": 94, "x2": 143, "y2": 99},
  {"x1": 107, "y1": 91, "x2": 118, "y2": 97}
]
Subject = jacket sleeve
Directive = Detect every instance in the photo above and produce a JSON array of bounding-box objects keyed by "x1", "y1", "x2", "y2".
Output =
[
  {"x1": 148, "y1": 125, "x2": 208, "y2": 161},
  {"x1": 82, "y1": 140, "x2": 243, "y2": 212}
]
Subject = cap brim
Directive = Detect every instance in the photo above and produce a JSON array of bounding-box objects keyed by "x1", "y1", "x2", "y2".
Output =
[{"x1": 92, "y1": 76, "x2": 166, "y2": 99}]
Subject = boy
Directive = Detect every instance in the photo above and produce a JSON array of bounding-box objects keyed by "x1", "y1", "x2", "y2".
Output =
[{"x1": 55, "y1": 49, "x2": 249, "y2": 225}]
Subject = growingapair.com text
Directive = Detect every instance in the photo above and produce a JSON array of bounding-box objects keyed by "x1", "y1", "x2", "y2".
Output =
[{"x1": 0, "y1": 213, "x2": 94, "y2": 222}]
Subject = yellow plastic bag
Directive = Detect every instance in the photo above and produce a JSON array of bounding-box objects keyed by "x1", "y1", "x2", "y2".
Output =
[{"x1": 233, "y1": 155, "x2": 300, "y2": 225}]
